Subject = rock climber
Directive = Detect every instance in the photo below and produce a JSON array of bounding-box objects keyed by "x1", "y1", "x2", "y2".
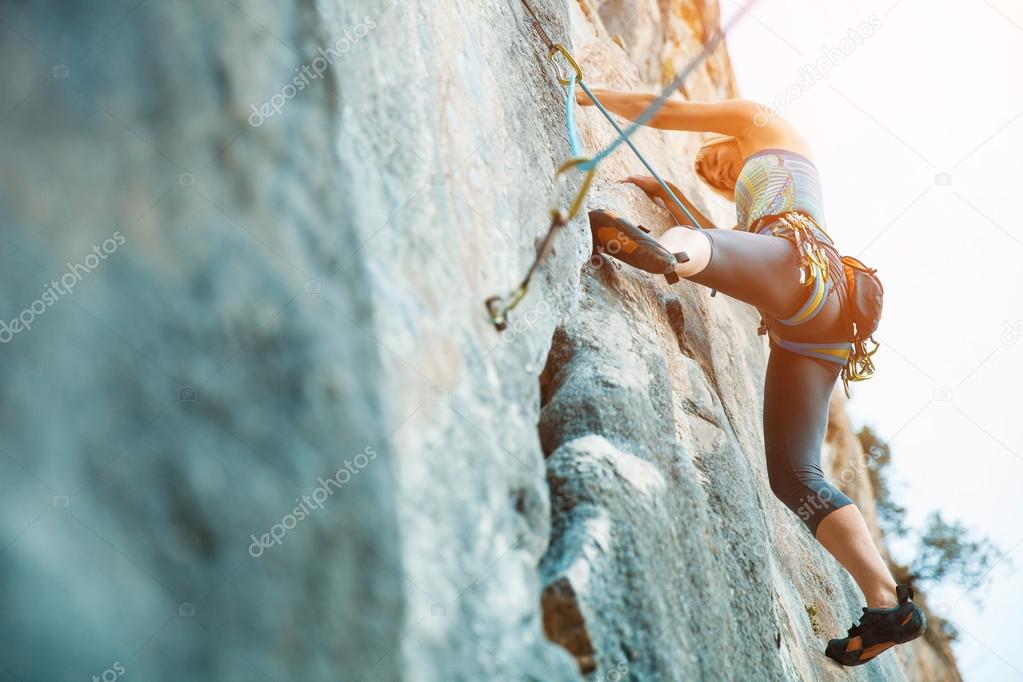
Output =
[{"x1": 575, "y1": 87, "x2": 926, "y2": 667}]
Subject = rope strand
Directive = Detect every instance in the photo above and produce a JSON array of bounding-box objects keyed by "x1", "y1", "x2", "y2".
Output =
[
  {"x1": 582, "y1": 1, "x2": 759, "y2": 168},
  {"x1": 577, "y1": 80, "x2": 702, "y2": 228},
  {"x1": 488, "y1": 1, "x2": 760, "y2": 329}
]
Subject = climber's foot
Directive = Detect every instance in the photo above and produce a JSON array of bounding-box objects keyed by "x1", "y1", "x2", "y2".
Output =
[
  {"x1": 825, "y1": 585, "x2": 927, "y2": 667},
  {"x1": 589, "y1": 209, "x2": 680, "y2": 278}
]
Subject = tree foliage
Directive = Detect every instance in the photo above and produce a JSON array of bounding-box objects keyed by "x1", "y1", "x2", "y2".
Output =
[
  {"x1": 855, "y1": 426, "x2": 1006, "y2": 594},
  {"x1": 909, "y1": 511, "x2": 1004, "y2": 592},
  {"x1": 857, "y1": 425, "x2": 908, "y2": 537}
]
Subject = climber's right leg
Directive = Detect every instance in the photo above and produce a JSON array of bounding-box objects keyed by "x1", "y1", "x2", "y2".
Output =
[
  {"x1": 762, "y1": 348, "x2": 857, "y2": 536},
  {"x1": 589, "y1": 211, "x2": 808, "y2": 320},
  {"x1": 589, "y1": 209, "x2": 681, "y2": 277},
  {"x1": 656, "y1": 226, "x2": 712, "y2": 276},
  {"x1": 764, "y1": 348, "x2": 903, "y2": 614},
  {"x1": 670, "y1": 227, "x2": 808, "y2": 318}
]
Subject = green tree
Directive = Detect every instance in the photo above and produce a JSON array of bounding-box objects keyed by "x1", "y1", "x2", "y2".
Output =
[
  {"x1": 908, "y1": 511, "x2": 1004, "y2": 592},
  {"x1": 856, "y1": 426, "x2": 908, "y2": 538},
  {"x1": 856, "y1": 426, "x2": 1006, "y2": 595}
]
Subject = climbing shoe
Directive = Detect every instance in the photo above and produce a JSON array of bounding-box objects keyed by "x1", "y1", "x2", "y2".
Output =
[
  {"x1": 825, "y1": 584, "x2": 927, "y2": 666},
  {"x1": 588, "y1": 209, "x2": 688, "y2": 283}
]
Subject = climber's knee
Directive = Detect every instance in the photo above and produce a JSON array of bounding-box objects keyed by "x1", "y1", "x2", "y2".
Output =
[
  {"x1": 768, "y1": 466, "x2": 853, "y2": 532},
  {"x1": 767, "y1": 471, "x2": 792, "y2": 508},
  {"x1": 658, "y1": 227, "x2": 712, "y2": 277},
  {"x1": 767, "y1": 471, "x2": 804, "y2": 519}
]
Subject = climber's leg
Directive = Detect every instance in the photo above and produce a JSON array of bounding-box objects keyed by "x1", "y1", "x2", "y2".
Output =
[
  {"x1": 662, "y1": 227, "x2": 807, "y2": 319},
  {"x1": 763, "y1": 347, "x2": 854, "y2": 531},
  {"x1": 763, "y1": 347, "x2": 899, "y2": 609},
  {"x1": 589, "y1": 210, "x2": 679, "y2": 276},
  {"x1": 656, "y1": 226, "x2": 712, "y2": 276},
  {"x1": 816, "y1": 506, "x2": 899, "y2": 609}
]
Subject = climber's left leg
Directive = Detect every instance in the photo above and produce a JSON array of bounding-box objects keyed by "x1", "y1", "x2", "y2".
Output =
[
  {"x1": 762, "y1": 347, "x2": 855, "y2": 533},
  {"x1": 816, "y1": 505, "x2": 900, "y2": 609},
  {"x1": 763, "y1": 347, "x2": 899, "y2": 610}
]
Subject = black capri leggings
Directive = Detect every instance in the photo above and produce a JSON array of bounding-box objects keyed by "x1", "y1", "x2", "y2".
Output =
[{"x1": 684, "y1": 228, "x2": 855, "y2": 534}]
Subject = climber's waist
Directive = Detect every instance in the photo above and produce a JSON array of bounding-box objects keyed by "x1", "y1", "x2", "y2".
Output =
[
  {"x1": 752, "y1": 209, "x2": 851, "y2": 339},
  {"x1": 767, "y1": 328, "x2": 853, "y2": 367},
  {"x1": 749, "y1": 210, "x2": 844, "y2": 300},
  {"x1": 748, "y1": 210, "x2": 834, "y2": 247}
]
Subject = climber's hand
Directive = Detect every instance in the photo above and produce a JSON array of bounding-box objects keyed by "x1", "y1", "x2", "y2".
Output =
[
  {"x1": 620, "y1": 175, "x2": 663, "y2": 197},
  {"x1": 574, "y1": 88, "x2": 595, "y2": 106}
]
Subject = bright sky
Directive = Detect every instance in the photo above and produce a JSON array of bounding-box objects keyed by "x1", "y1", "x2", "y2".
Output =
[{"x1": 725, "y1": 1, "x2": 1023, "y2": 679}]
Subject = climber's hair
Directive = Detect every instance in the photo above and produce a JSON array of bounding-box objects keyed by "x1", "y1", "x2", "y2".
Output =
[{"x1": 694, "y1": 134, "x2": 738, "y2": 202}]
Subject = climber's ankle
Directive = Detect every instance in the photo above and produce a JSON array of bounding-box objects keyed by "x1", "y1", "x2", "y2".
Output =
[{"x1": 865, "y1": 584, "x2": 899, "y2": 609}]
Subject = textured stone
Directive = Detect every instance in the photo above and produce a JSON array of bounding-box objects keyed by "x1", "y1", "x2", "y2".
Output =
[{"x1": 0, "y1": 1, "x2": 959, "y2": 681}]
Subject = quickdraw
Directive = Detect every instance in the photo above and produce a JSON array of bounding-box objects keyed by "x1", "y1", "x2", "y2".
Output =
[
  {"x1": 487, "y1": 0, "x2": 759, "y2": 330},
  {"x1": 842, "y1": 336, "x2": 880, "y2": 397},
  {"x1": 768, "y1": 211, "x2": 834, "y2": 287},
  {"x1": 485, "y1": 154, "x2": 595, "y2": 331}
]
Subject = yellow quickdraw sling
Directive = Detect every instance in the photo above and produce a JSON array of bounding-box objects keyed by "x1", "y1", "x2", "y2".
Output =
[{"x1": 751, "y1": 210, "x2": 881, "y2": 398}]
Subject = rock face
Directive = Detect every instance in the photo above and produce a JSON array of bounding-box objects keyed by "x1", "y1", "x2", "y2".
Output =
[{"x1": 0, "y1": 1, "x2": 959, "y2": 681}]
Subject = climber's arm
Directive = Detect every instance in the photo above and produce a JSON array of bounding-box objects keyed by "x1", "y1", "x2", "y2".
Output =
[
  {"x1": 577, "y1": 89, "x2": 762, "y2": 139},
  {"x1": 622, "y1": 175, "x2": 718, "y2": 228}
]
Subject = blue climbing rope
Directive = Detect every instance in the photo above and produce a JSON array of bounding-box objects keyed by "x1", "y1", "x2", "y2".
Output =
[
  {"x1": 576, "y1": 80, "x2": 701, "y2": 228},
  {"x1": 488, "y1": 0, "x2": 758, "y2": 328},
  {"x1": 580, "y1": 4, "x2": 755, "y2": 169},
  {"x1": 565, "y1": 73, "x2": 583, "y2": 158}
]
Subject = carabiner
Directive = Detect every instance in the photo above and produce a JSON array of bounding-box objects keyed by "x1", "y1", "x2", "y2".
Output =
[
  {"x1": 547, "y1": 43, "x2": 583, "y2": 87},
  {"x1": 485, "y1": 158, "x2": 594, "y2": 331},
  {"x1": 553, "y1": 156, "x2": 596, "y2": 224}
]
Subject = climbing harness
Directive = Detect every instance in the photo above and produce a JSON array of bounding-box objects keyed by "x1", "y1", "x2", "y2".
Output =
[
  {"x1": 766, "y1": 328, "x2": 853, "y2": 367},
  {"x1": 486, "y1": 0, "x2": 758, "y2": 330},
  {"x1": 752, "y1": 210, "x2": 837, "y2": 333},
  {"x1": 750, "y1": 210, "x2": 882, "y2": 397},
  {"x1": 838, "y1": 254, "x2": 883, "y2": 395}
]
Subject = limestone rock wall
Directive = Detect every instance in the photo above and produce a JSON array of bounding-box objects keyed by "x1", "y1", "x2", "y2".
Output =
[{"x1": 0, "y1": 1, "x2": 959, "y2": 680}]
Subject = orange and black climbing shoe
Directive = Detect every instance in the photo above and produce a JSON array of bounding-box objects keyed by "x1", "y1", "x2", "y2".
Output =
[
  {"x1": 825, "y1": 584, "x2": 927, "y2": 666},
  {"x1": 588, "y1": 209, "x2": 688, "y2": 284}
]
